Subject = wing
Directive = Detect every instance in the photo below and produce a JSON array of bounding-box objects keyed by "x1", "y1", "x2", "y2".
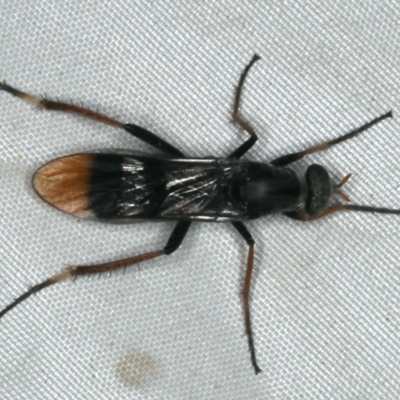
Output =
[
  {"x1": 158, "y1": 160, "x2": 219, "y2": 219},
  {"x1": 33, "y1": 153, "x2": 222, "y2": 221}
]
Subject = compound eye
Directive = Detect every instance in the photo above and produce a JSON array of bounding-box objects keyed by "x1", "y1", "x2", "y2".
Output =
[{"x1": 305, "y1": 164, "x2": 331, "y2": 216}]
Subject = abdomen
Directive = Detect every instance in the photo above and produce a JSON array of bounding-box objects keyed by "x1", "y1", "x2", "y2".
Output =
[{"x1": 33, "y1": 153, "x2": 244, "y2": 222}]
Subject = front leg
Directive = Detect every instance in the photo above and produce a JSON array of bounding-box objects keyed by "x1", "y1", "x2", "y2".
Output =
[
  {"x1": 272, "y1": 112, "x2": 392, "y2": 167},
  {"x1": 229, "y1": 55, "x2": 260, "y2": 159}
]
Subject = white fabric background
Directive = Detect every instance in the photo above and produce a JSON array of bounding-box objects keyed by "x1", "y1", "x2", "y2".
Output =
[{"x1": 1, "y1": 1, "x2": 400, "y2": 399}]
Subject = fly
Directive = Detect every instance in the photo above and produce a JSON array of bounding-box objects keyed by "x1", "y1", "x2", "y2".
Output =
[{"x1": 0, "y1": 55, "x2": 397, "y2": 374}]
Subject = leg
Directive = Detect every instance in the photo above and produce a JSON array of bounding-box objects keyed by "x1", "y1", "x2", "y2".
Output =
[
  {"x1": 284, "y1": 204, "x2": 345, "y2": 221},
  {"x1": 284, "y1": 202, "x2": 400, "y2": 221},
  {"x1": 0, "y1": 82, "x2": 184, "y2": 157},
  {"x1": 0, "y1": 220, "x2": 191, "y2": 320},
  {"x1": 229, "y1": 55, "x2": 260, "y2": 159},
  {"x1": 231, "y1": 221, "x2": 261, "y2": 374},
  {"x1": 124, "y1": 124, "x2": 185, "y2": 157},
  {"x1": 272, "y1": 111, "x2": 393, "y2": 167}
]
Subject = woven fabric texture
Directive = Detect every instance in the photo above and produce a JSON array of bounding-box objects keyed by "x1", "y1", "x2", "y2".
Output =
[{"x1": 1, "y1": 1, "x2": 400, "y2": 399}]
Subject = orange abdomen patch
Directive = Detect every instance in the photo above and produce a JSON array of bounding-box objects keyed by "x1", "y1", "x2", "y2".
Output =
[{"x1": 33, "y1": 154, "x2": 95, "y2": 217}]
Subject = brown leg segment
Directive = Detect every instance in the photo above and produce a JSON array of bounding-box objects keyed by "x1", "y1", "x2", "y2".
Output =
[
  {"x1": 0, "y1": 82, "x2": 124, "y2": 128},
  {"x1": 229, "y1": 55, "x2": 260, "y2": 159},
  {"x1": 0, "y1": 221, "x2": 191, "y2": 320},
  {"x1": 231, "y1": 222, "x2": 261, "y2": 374},
  {"x1": 272, "y1": 111, "x2": 393, "y2": 167},
  {"x1": 242, "y1": 242, "x2": 261, "y2": 374},
  {"x1": 0, "y1": 251, "x2": 164, "y2": 320},
  {"x1": 0, "y1": 82, "x2": 184, "y2": 156},
  {"x1": 285, "y1": 202, "x2": 400, "y2": 222}
]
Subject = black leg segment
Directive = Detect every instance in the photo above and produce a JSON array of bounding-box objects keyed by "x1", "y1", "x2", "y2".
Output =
[
  {"x1": 124, "y1": 123, "x2": 185, "y2": 157},
  {"x1": 164, "y1": 220, "x2": 192, "y2": 254}
]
